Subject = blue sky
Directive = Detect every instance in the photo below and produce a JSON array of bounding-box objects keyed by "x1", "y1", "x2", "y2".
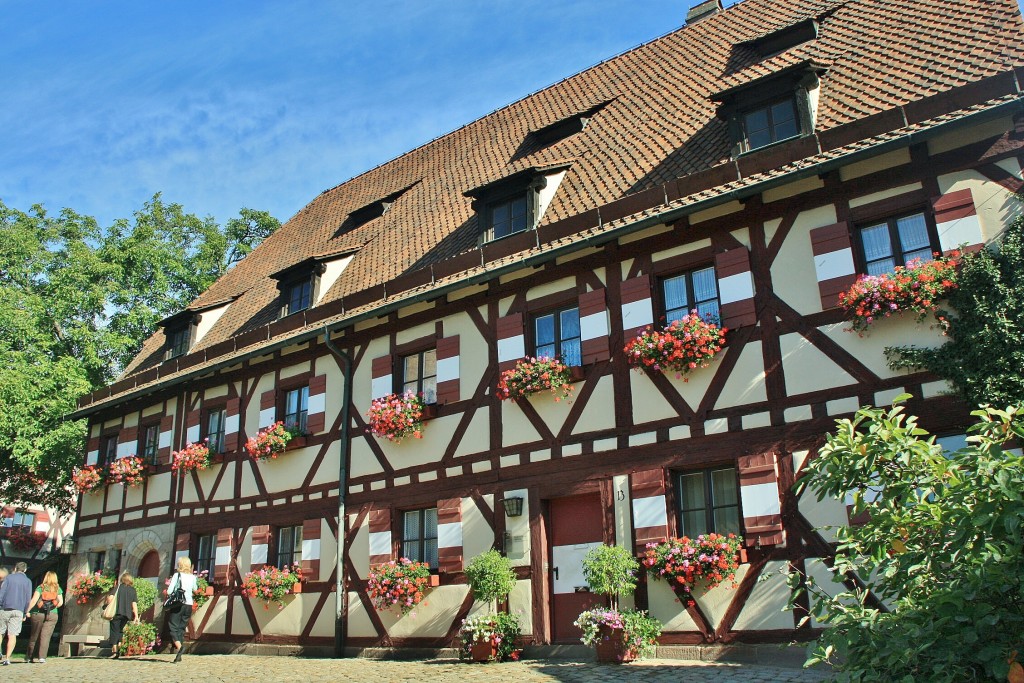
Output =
[{"x1": 1, "y1": 1, "x2": 689, "y2": 229}]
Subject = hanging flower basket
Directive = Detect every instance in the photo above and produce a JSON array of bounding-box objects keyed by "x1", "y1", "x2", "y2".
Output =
[
  {"x1": 171, "y1": 440, "x2": 211, "y2": 474},
  {"x1": 641, "y1": 533, "x2": 744, "y2": 607},
  {"x1": 244, "y1": 421, "x2": 295, "y2": 461},
  {"x1": 623, "y1": 311, "x2": 726, "y2": 379},
  {"x1": 367, "y1": 558, "x2": 433, "y2": 615},
  {"x1": 838, "y1": 253, "x2": 959, "y2": 334},
  {"x1": 6, "y1": 528, "x2": 47, "y2": 552},
  {"x1": 106, "y1": 455, "x2": 148, "y2": 487},
  {"x1": 367, "y1": 391, "x2": 428, "y2": 443},
  {"x1": 70, "y1": 571, "x2": 116, "y2": 604},
  {"x1": 240, "y1": 564, "x2": 303, "y2": 610},
  {"x1": 72, "y1": 464, "x2": 104, "y2": 494},
  {"x1": 496, "y1": 356, "x2": 575, "y2": 402}
]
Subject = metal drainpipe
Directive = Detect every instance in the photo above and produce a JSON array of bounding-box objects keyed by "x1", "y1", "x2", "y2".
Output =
[{"x1": 322, "y1": 326, "x2": 352, "y2": 658}]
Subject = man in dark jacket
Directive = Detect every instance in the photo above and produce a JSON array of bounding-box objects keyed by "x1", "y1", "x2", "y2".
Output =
[{"x1": 0, "y1": 562, "x2": 33, "y2": 665}]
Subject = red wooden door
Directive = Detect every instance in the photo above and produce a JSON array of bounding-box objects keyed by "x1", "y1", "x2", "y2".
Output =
[{"x1": 549, "y1": 493, "x2": 605, "y2": 643}]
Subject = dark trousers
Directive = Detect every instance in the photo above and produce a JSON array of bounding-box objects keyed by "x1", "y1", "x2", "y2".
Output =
[
  {"x1": 167, "y1": 604, "x2": 193, "y2": 645},
  {"x1": 26, "y1": 612, "x2": 58, "y2": 660},
  {"x1": 108, "y1": 615, "x2": 129, "y2": 648}
]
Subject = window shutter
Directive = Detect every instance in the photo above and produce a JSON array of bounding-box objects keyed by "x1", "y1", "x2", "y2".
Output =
[
  {"x1": 933, "y1": 188, "x2": 984, "y2": 253},
  {"x1": 1, "y1": 506, "x2": 13, "y2": 521},
  {"x1": 306, "y1": 374, "x2": 328, "y2": 434},
  {"x1": 496, "y1": 312, "x2": 525, "y2": 372},
  {"x1": 117, "y1": 426, "x2": 138, "y2": 459},
  {"x1": 301, "y1": 518, "x2": 322, "y2": 579},
  {"x1": 437, "y1": 497, "x2": 463, "y2": 574},
  {"x1": 250, "y1": 525, "x2": 271, "y2": 571},
  {"x1": 371, "y1": 355, "x2": 393, "y2": 401},
  {"x1": 368, "y1": 507, "x2": 392, "y2": 567},
  {"x1": 579, "y1": 288, "x2": 610, "y2": 364},
  {"x1": 620, "y1": 274, "x2": 654, "y2": 338},
  {"x1": 185, "y1": 410, "x2": 201, "y2": 444},
  {"x1": 86, "y1": 437, "x2": 100, "y2": 466},
  {"x1": 158, "y1": 416, "x2": 174, "y2": 464},
  {"x1": 223, "y1": 398, "x2": 241, "y2": 452},
  {"x1": 214, "y1": 528, "x2": 234, "y2": 584},
  {"x1": 259, "y1": 390, "x2": 277, "y2": 429},
  {"x1": 32, "y1": 511, "x2": 49, "y2": 531},
  {"x1": 435, "y1": 336, "x2": 461, "y2": 405},
  {"x1": 630, "y1": 469, "x2": 669, "y2": 553},
  {"x1": 174, "y1": 532, "x2": 191, "y2": 565},
  {"x1": 810, "y1": 221, "x2": 857, "y2": 310},
  {"x1": 714, "y1": 247, "x2": 757, "y2": 328},
  {"x1": 737, "y1": 452, "x2": 784, "y2": 547}
]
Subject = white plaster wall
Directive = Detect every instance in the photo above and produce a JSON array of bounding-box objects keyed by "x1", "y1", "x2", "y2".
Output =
[
  {"x1": 462, "y1": 494, "x2": 495, "y2": 570},
  {"x1": 714, "y1": 341, "x2": 768, "y2": 409},
  {"x1": 381, "y1": 584, "x2": 470, "y2": 637},
  {"x1": 938, "y1": 166, "x2": 1022, "y2": 244},
  {"x1": 839, "y1": 148, "x2": 911, "y2": 182},
  {"x1": 652, "y1": 238, "x2": 712, "y2": 263},
  {"x1": 570, "y1": 374, "x2": 616, "y2": 436},
  {"x1": 820, "y1": 320, "x2": 947, "y2": 379},
  {"x1": 195, "y1": 303, "x2": 230, "y2": 345},
  {"x1": 780, "y1": 332, "x2": 857, "y2": 396},
  {"x1": 732, "y1": 561, "x2": 796, "y2": 630},
  {"x1": 848, "y1": 182, "x2": 923, "y2": 209},
  {"x1": 770, "y1": 204, "x2": 839, "y2": 316}
]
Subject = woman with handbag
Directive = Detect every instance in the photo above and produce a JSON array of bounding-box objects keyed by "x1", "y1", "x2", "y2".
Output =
[
  {"x1": 25, "y1": 571, "x2": 63, "y2": 662},
  {"x1": 102, "y1": 572, "x2": 139, "y2": 659},
  {"x1": 165, "y1": 557, "x2": 197, "y2": 663}
]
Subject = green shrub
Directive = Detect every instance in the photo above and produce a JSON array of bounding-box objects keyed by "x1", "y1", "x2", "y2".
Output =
[
  {"x1": 464, "y1": 549, "x2": 516, "y2": 610},
  {"x1": 133, "y1": 578, "x2": 156, "y2": 613},
  {"x1": 581, "y1": 544, "x2": 638, "y2": 609}
]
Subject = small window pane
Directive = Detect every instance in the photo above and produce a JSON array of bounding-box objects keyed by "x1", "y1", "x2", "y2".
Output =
[
  {"x1": 422, "y1": 349, "x2": 437, "y2": 378},
  {"x1": 711, "y1": 468, "x2": 738, "y2": 506},
  {"x1": 535, "y1": 314, "x2": 555, "y2": 347},
  {"x1": 904, "y1": 247, "x2": 932, "y2": 264},
  {"x1": 681, "y1": 510, "x2": 707, "y2": 537},
  {"x1": 771, "y1": 99, "x2": 799, "y2": 140},
  {"x1": 404, "y1": 354, "x2": 420, "y2": 381},
  {"x1": 679, "y1": 472, "x2": 706, "y2": 511},
  {"x1": 713, "y1": 507, "x2": 741, "y2": 535},
  {"x1": 492, "y1": 202, "x2": 509, "y2": 226},
  {"x1": 404, "y1": 510, "x2": 421, "y2": 541},
  {"x1": 860, "y1": 224, "x2": 893, "y2": 261},
  {"x1": 744, "y1": 107, "x2": 769, "y2": 135},
  {"x1": 691, "y1": 267, "x2": 717, "y2": 302},
  {"x1": 560, "y1": 339, "x2": 581, "y2": 367},
  {"x1": 536, "y1": 342, "x2": 556, "y2": 359},
  {"x1": 696, "y1": 300, "x2": 720, "y2": 324},
  {"x1": 896, "y1": 213, "x2": 930, "y2": 254},
  {"x1": 663, "y1": 275, "x2": 690, "y2": 312},
  {"x1": 866, "y1": 258, "x2": 896, "y2": 276},
  {"x1": 424, "y1": 508, "x2": 438, "y2": 538},
  {"x1": 560, "y1": 308, "x2": 580, "y2": 341}
]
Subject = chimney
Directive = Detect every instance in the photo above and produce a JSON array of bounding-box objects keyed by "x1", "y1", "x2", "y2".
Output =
[{"x1": 686, "y1": 0, "x2": 723, "y2": 24}]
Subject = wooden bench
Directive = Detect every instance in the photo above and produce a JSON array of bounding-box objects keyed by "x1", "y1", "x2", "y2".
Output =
[{"x1": 61, "y1": 634, "x2": 104, "y2": 658}]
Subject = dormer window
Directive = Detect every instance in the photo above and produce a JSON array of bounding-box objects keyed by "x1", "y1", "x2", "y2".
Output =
[
  {"x1": 711, "y1": 62, "x2": 824, "y2": 155},
  {"x1": 166, "y1": 325, "x2": 190, "y2": 359},
  {"x1": 465, "y1": 163, "x2": 570, "y2": 245},
  {"x1": 283, "y1": 277, "x2": 312, "y2": 316},
  {"x1": 740, "y1": 96, "x2": 800, "y2": 152},
  {"x1": 159, "y1": 310, "x2": 199, "y2": 360}
]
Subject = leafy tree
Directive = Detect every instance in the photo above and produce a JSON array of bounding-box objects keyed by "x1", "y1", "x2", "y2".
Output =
[
  {"x1": 886, "y1": 205, "x2": 1024, "y2": 406},
  {"x1": 464, "y1": 549, "x2": 517, "y2": 612},
  {"x1": 791, "y1": 400, "x2": 1024, "y2": 682},
  {"x1": 0, "y1": 195, "x2": 280, "y2": 511}
]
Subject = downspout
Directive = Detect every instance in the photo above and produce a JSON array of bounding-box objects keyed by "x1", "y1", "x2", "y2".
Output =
[{"x1": 322, "y1": 326, "x2": 352, "y2": 658}]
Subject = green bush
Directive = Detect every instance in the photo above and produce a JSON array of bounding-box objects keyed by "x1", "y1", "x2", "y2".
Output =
[
  {"x1": 464, "y1": 549, "x2": 516, "y2": 610},
  {"x1": 133, "y1": 578, "x2": 156, "y2": 613},
  {"x1": 792, "y1": 401, "x2": 1024, "y2": 681}
]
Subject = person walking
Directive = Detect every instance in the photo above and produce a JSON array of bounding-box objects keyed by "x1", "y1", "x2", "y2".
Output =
[
  {"x1": 165, "y1": 557, "x2": 197, "y2": 663},
  {"x1": 24, "y1": 571, "x2": 63, "y2": 663},
  {"x1": 0, "y1": 562, "x2": 33, "y2": 666},
  {"x1": 104, "y1": 572, "x2": 139, "y2": 659},
  {"x1": 0, "y1": 566, "x2": 8, "y2": 588}
]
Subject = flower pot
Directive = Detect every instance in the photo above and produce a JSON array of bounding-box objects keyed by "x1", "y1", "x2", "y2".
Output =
[
  {"x1": 291, "y1": 582, "x2": 302, "y2": 594},
  {"x1": 739, "y1": 548, "x2": 748, "y2": 564},
  {"x1": 595, "y1": 624, "x2": 635, "y2": 664},
  {"x1": 427, "y1": 574, "x2": 440, "y2": 587},
  {"x1": 470, "y1": 641, "x2": 497, "y2": 662}
]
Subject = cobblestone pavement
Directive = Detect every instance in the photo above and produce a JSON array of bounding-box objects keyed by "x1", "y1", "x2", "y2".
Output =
[{"x1": 0, "y1": 654, "x2": 831, "y2": 682}]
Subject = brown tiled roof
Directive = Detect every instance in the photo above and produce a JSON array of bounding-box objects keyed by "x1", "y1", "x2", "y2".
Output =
[{"x1": 100, "y1": 0, "x2": 1024, "y2": 409}]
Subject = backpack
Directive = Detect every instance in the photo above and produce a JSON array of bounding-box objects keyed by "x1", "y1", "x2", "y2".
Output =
[{"x1": 38, "y1": 588, "x2": 58, "y2": 613}]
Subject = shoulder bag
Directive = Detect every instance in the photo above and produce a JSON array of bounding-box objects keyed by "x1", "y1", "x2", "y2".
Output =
[
  {"x1": 163, "y1": 573, "x2": 186, "y2": 613},
  {"x1": 101, "y1": 586, "x2": 119, "y2": 620}
]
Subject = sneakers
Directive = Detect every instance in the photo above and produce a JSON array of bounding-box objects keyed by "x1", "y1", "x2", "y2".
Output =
[
  {"x1": 38, "y1": 659, "x2": 46, "y2": 664},
  {"x1": 2, "y1": 660, "x2": 9, "y2": 666}
]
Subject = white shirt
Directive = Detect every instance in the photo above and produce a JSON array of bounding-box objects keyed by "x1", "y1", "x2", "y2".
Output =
[{"x1": 170, "y1": 572, "x2": 198, "y2": 606}]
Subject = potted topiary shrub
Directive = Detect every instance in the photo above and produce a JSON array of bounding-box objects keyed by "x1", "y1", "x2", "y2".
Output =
[
  {"x1": 461, "y1": 549, "x2": 521, "y2": 662},
  {"x1": 576, "y1": 544, "x2": 661, "y2": 664}
]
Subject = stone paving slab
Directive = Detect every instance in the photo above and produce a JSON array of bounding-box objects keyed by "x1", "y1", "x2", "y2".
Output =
[{"x1": 0, "y1": 654, "x2": 832, "y2": 682}]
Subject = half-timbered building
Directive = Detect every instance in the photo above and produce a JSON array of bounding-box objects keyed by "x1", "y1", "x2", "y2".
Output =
[{"x1": 63, "y1": 0, "x2": 1024, "y2": 657}]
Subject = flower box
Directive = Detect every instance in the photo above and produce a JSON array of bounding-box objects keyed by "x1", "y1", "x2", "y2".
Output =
[
  {"x1": 623, "y1": 311, "x2": 726, "y2": 378},
  {"x1": 172, "y1": 441, "x2": 211, "y2": 474},
  {"x1": 642, "y1": 533, "x2": 744, "y2": 606},
  {"x1": 241, "y1": 564, "x2": 303, "y2": 609},
  {"x1": 594, "y1": 624, "x2": 635, "y2": 664},
  {"x1": 285, "y1": 436, "x2": 307, "y2": 451},
  {"x1": 367, "y1": 392, "x2": 430, "y2": 443},
  {"x1": 471, "y1": 641, "x2": 498, "y2": 663},
  {"x1": 106, "y1": 455, "x2": 148, "y2": 487},
  {"x1": 497, "y1": 356, "x2": 575, "y2": 402},
  {"x1": 367, "y1": 558, "x2": 434, "y2": 614}
]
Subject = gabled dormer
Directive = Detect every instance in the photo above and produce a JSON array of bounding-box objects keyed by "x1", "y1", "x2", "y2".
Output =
[
  {"x1": 465, "y1": 163, "x2": 571, "y2": 244},
  {"x1": 159, "y1": 297, "x2": 236, "y2": 360},
  {"x1": 270, "y1": 248, "x2": 359, "y2": 318},
  {"x1": 711, "y1": 61, "x2": 825, "y2": 156},
  {"x1": 529, "y1": 100, "x2": 613, "y2": 149},
  {"x1": 739, "y1": 19, "x2": 818, "y2": 59}
]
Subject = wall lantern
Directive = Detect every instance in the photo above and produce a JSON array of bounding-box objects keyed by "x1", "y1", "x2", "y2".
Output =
[
  {"x1": 60, "y1": 535, "x2": 77, "y2": 555},
  {"x1": 502, "y1": 496, "x2": 525, "y2": 518}
]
